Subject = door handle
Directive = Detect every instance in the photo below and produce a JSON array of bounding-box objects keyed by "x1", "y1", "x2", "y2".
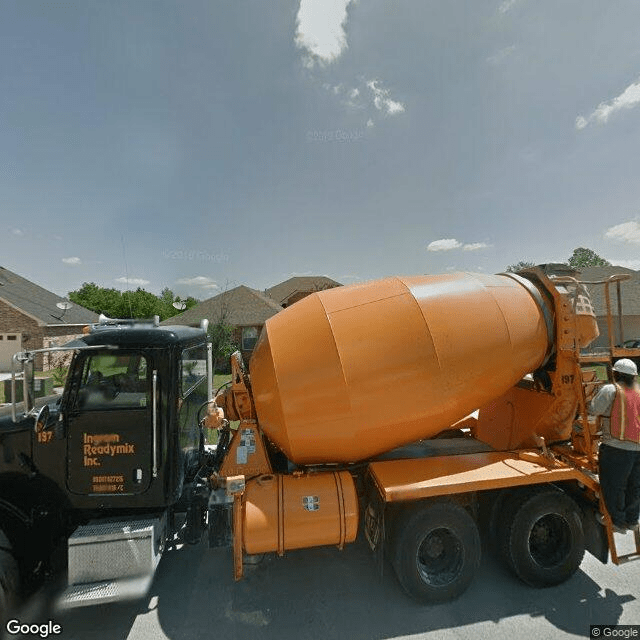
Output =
[{"x1": 152, "y1": 370, "x2": 158, "y2": 478}]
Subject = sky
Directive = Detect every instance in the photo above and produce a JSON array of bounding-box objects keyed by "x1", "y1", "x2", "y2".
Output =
[{"x1": 3, "y1": 0, "x2": 640, "y2": 300}]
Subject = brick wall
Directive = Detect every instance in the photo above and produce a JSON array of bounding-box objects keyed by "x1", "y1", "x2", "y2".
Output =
[
  {"x1": 0, "y1": 301, "x2": 87, "y2": 370},
  {"x1": 232, "y1": 325, "x2": 263, "y2": 367},
  {"x1": 43, "y1": 330, "x2": 86, "y2": 370},
  {"x1": 0, "y1": 299, "x2": 44, "y2": 354},
  {"x1": 591, "y1": 314, "x2": 640, "y2": 349}
]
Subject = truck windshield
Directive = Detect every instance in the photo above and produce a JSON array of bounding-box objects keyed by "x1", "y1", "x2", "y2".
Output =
[{"x1": 76, "y1": 352, "x2": 150, "y2": 411}]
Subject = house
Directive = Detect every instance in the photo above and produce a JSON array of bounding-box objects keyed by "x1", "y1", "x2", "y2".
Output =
[
  {"x1": 265, "y1": 276, "x2": 341, "y2": 308},
  {"x1": 162, "y1": 285, "x2": 283, "y2": 364},
  {"x1": 164, "y1": 276, "x2": 343, "y2": 366},
  {"x1": 578, "y1": 265, "x2": 640, "y2": 348},
  {"x1": 0, "y1": 266, "x2": 98, "y2": 371}
]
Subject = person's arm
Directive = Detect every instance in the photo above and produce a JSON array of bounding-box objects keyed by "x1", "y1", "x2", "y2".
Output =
[{"x1": 589, "y1": 383, "x2": 616, "y2": 417}]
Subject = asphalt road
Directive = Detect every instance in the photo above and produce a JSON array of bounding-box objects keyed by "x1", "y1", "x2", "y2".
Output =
[{"x1": 29, "y1": 530, "x2": 640, "y2": 640}]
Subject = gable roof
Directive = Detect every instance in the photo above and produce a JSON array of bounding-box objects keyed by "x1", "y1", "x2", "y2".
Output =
[
  {"x1": 162, "y1": 285, "x2": 282, "y2": 327},
  {"x1": 0, "y1": 266, "x2": 98, "y2": 326},
  {"x1": 578, "y1": 265, "x2": 640, "y2": 316},
  {"x1": 265, "y1": 276, "x2": 341, "y2": 305}
]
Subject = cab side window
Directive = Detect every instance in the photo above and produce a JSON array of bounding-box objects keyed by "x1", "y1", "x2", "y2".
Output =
[
  {"x1": 77, "y1": 353, "x2": 150, "y2": 411},
  {"x1": 178, "y1": 344, "x2": 208, "y2": 454}
]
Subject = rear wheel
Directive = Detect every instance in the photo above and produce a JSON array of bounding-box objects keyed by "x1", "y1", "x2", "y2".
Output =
[
  {"x1": 391, "y1": 501, "x2": 481, "y2": 603},
  {"x1": 499, "y1": 488, "x2": 584, "y2": 587}
]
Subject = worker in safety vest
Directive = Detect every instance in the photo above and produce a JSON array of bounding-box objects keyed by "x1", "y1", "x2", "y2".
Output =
[{"x1": 589, "y1": 358, "x2": 640, "y2": 532}]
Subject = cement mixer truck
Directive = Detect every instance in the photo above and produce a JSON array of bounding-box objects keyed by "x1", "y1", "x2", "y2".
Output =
[
  {"x1": 2, "y1": 266, "x2": 639, "y2": 614},
  {"x1": 206, "y1": 266, "x2": 640, "y2": 602}
]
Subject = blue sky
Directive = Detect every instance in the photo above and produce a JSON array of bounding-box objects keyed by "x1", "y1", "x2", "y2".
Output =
[{"x1": 2, "y1": 0, "x2": 640, "y2": 300}]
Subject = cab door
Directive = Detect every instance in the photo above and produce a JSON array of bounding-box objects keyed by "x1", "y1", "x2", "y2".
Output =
[{"x1": 66, "y1": 351, "x2": 155, "y2": 495}]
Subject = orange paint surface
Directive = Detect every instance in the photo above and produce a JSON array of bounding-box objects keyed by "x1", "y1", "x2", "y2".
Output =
[{"x1": 250, "y1": 273, "x2": 550, "y2": 464}]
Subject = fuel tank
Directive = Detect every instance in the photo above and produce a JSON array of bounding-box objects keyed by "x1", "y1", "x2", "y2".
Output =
[
  {"x1": 249, "y1": 273, "x2": 552, "y2": 464},
  {"x1": 243, "y1": 471, "x2": 358, "y2": 555}
]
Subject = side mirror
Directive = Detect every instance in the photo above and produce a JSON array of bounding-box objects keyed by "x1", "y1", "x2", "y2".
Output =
[{"x1": 34, "y1": 404, "x2": 50, "y2": 434}]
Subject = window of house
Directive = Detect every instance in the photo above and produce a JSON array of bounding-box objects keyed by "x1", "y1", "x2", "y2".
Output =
[
  {"x1": 242, "y1": 327, "x2": 259, "y2": 351},
  {"x1": 7, "y1": 335, "x2": 16, "y2": 341}
]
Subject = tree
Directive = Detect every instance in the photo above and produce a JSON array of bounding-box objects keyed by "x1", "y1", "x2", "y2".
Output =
[
  {"x1": 567, "y1": 247, "x2": 611, "y2": 269},
  {"x1": 505, "y1": 261, "x2": 536, "y2": 273},
  {"x1": 204, "y1": 289, "x2": 238, "y2": 374},
  {"x1": 69, "y1": 283, "x2": 200, "y2": 321},
  {"x1": 158, "y1": 288, "x2": 200, "y2": 319},
  {"x1": 208, "y1": 321, "x2": 237, "y2": 374},
  {"x1": 69, "y1": 283, "x2": 126, "y2": 317}
]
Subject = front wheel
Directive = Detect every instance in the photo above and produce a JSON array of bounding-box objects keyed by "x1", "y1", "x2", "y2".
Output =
[
  {"x1": 0, "y1": 530, "x2": 19, "y2": 625},
  {"x1": 391, "y1": 501, "x2": 481, "y2": 603}
]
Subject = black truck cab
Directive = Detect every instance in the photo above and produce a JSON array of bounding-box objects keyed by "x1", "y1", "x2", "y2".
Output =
[{"x1": 0, "y1": 318, "x2": 213, "y2": 612}]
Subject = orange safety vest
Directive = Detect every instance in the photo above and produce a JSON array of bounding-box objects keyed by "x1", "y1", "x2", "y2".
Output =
[{"x1": 610, "y1": 383, "x2": 640, "y2": 444}]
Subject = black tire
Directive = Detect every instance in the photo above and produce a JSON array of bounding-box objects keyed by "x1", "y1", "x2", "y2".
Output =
[
  {"x1": 479, "y1": 489, "x2": 514, "y2": 555},
  {"x1": 0, "y1": 530, "x2": 19, "y2": 625},
  {"x1": 499, "y1": 487, "x2": 585, "y2": 588},
  {"x1": 391, "y1": 501, "x2": 481, "y2": 603}
]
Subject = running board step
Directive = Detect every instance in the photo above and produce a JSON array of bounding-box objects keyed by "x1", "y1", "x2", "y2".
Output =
[{"x1": 58, "y1": 575, "x2": 154, "y2": 609}]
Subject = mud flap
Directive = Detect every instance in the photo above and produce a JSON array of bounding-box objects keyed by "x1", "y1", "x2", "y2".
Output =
[{"x1": 583, "y1": 505, "x2": 609, "y2": 564}]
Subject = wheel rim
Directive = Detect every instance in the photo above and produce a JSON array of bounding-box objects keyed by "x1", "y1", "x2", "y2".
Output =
[
  {"x1": 528, "y1": 513, "x2": 572, "y2": 568},
  {"x1": 416, "y1": 528, "x2": 464, "y2": 587}
]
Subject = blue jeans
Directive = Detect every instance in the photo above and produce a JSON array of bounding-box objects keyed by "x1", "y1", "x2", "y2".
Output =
[{"x1": 599, "y1": 443, "x2": 640, "y2": 527}]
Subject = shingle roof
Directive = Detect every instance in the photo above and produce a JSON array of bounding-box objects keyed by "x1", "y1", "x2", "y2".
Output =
[
  {"x1": 265, "y1": 276, "x2": 341, "y2": 305},
  {"x1": 162, "y1": 285, "x2": 282, "y2": 327},
  {"x1": 0, "y1": 266, "x2": 98, "y2": 326},
  {"x1": 578, "y1": 265, "x2": 640, "y2": 316}
]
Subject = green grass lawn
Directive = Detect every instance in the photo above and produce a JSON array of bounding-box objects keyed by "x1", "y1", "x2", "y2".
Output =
[
  {"x1": 213, "y1": 374, "x2": 231, "y2": 394},
  {"x1": 583, "y1": 364, "x2": 608, "y2": 381}
]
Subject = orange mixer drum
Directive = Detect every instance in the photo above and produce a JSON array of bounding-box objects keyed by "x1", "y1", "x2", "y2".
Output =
[{"x1": 249, "y1": 273, "x2": 551, "y2": 464}]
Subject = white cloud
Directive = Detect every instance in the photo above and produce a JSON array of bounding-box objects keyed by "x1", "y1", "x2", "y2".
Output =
[
  {"x1": 498, "y1": 0, "x2": 519, "y2": 14},
  {"x1": 11, "y1": 228, "x2": 23, "y2": 236},
  {"x1": 296, "y1": 3, "x2": 406, "y2": 127},
  {"x1": 608, "y1": 259, "x2": 640, "y2": 270},
  {"x1": 427, "y1": 239, "x2": 491, "y2": 252},
  {"x1": 62, "y1": 256, "x2": 81, "y2": 265},
  {"x1": 367, "y1": 80, "x2": 405, "y2": 116},
  {"x1": 428, "y1": 239, "x2": 463, "y2": 252},
  {"x1": 487, "y1": 45, "x2": 516, "y2": 65},
  {"x1": 604, "y1": 220, "x2": 640, "y2": 243},
  {"x1": 463, "y1": 242, "x2": 491, "y2": 251},
  {"x1": 176, "y1": 276, "x2": 219, "y2": 290},
  {"x1": 576, "y1": 79, "x2": 640, "y2": 129},
  {"x1": 575, "y1": 116, "x2": 588, "y2": 130},
  {"x1": 327, "y1": 78, "x2": 405, "y2": 121},
  {"x1": 115, "y1": 277, "x2": 150, "y2": 287},
  {"x1": 366, "y1": 118, "x2": 374, "y2": 128},
  {"x1": 295, "y1": 0, "x2": 354, "y2": 68}
]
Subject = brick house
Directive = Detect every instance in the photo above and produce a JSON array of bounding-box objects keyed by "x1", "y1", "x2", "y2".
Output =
[
  {"x1": 265, "y1": 276, "x2": 342, "y2": 308},
  {"x1": 578, "y1": 265, "x2": 640, "y2": 348},
  {"x1": 162, "y1": 285, "x2": 283, "y2": 365},
  {"x1": 0, "y1": 266, "x2": 98, "y2": 371}
]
